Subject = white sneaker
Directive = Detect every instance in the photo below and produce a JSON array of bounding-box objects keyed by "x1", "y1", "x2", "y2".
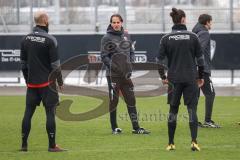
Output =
[{"x1": 112, "y1": 128, "x2": 122, "y2": 134}]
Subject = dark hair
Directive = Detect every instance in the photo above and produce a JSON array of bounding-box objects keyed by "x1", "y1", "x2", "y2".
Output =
[
  {"x1": 198, "y1": 14, "x2": 212, "y2": 25},
  {"x1": 170, "y1": 8, "x2": 186, "y2": 24},
  {"x1": 110, "y1": 14, "x2": 123, "y2": 23}
]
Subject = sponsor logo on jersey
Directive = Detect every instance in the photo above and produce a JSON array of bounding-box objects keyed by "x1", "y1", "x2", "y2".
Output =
[
  {"x1": 169, "y1": 35, "x2": 190, "y2": 40},
  {"x1": 26, "y1": 36, "x2": 46, "y2": 43}
]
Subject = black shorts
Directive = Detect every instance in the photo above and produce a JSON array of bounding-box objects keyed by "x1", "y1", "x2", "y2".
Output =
[
  {"x1": 26, "y1": 85, "x2": 59, "y2": 107},
  {"x1": 168, "y1": 82, "x2": 199, "y2": 106}
]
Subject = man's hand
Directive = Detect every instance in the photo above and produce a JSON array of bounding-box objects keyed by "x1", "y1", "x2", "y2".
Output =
[
  {"x1": 162, "y1": 79, "x2": 169, "y2": 85},
  {"x1": 58, "y1": 85, "x2": 64, "y2": 92},
  {"x1": 197, "y1": 79, "x2": 204, "y2": 88}
]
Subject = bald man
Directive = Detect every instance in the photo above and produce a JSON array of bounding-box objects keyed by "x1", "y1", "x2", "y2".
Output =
[{"x1": 20, "y1": 11, "x2": 65, "y2": 152}]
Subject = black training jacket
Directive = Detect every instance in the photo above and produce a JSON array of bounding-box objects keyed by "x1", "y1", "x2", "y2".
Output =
[
  {"x1": 192, "y1": 22, "x2": 211, "y2": 75},
  {"x1": 20, "y1": 26, "x2": 63, "y2": 87},
  {"x1": 157, "y1": 24, "x2": 204, "y2": 83},
  {"x1": 100, "y1": 24, "x2": 134, "y2": 78}
]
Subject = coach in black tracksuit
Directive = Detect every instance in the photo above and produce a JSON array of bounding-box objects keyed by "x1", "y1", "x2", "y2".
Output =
[
  {"x1": 192, "y1": 14, "x2": 220, "y2": 128},
  {"x1": 101, "y1": 14, "x2": 149, "y2": 134},
  {"x1": 157, "y1": 8, "x2": 205, "y2": 151},
  {"x1": 20, "y1": 11, "x2": 65, "y2": 152}
]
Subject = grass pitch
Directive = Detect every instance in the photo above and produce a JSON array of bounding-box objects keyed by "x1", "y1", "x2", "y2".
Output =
[{"x1": 0, "y1": 96, "x2": 239, "y2": 160}]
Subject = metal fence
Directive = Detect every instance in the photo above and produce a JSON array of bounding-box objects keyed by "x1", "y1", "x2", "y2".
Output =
[{"x1": 1, "y1": 0, "x2": 240, "y2": 33}]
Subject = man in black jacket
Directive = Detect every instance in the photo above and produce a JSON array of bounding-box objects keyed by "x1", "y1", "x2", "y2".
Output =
[
  {"x1": 157, "y1": 8, "x2": 205, "y2": 151},
  {"x1": 192, "y1": 14, "x2": 220, "y2": 128},
  {"x1": 20, "y1": 11, "x2": 66, "y2": 152},
  {"x1": 101, "y1": 14, "x2": 150, "y2": 135}
]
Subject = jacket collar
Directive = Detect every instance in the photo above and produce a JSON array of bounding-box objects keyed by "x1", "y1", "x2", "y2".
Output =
[
  {"x1": 33, "y1": 25, "x2": 48, "y2": 33},
  {"x1": 172, "y1": 24, "x2": 187, "y2": 32}
]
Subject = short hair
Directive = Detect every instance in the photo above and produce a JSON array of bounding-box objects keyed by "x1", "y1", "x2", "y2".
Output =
[
  {"x1": 170, "y1": 8, "x2": 186, "y2": 24},
  {"x1": 34, "y1": 11, "x2": 48, "y2": 24},
  {"x1": 110, "y1": 14, "x2": 123, "y2": 23},
  {"x1": 198, "y1": 14, "x2": 212, "y2": 25}
]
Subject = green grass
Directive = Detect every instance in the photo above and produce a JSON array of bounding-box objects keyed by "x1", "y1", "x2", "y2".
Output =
[{"x1": 0, "y1": 96, "x2": 240, "y2": 160}]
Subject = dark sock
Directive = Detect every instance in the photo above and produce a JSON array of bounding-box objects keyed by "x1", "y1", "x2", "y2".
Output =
[
  {"x1": 127, "y1": 105, "x2": 140, "y2": 130},
  {"x1": 45, "y1": 106, "x2": 56, "y2": 148},
  {"x1": 168, "y1": 105, "x2": 179, "y2": 144},
  {"x1": 189, "y1": 122, "x2": 198, "y2": 143},
  {"x1": 168, "y1": 121, "x2": 176, "y2": 144},
  {"x1": 21, "y1": 105, "x2": 36, "y2": 147},
  {"x1": 187, "y1": 105, "x2": 198, "y2": 143},
  {"x1": 205, "y1": 95, "x2": 215, "y2": 122},
  {"x1": 110, "y1": 109, "x2": 118, "y2": 130}
]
